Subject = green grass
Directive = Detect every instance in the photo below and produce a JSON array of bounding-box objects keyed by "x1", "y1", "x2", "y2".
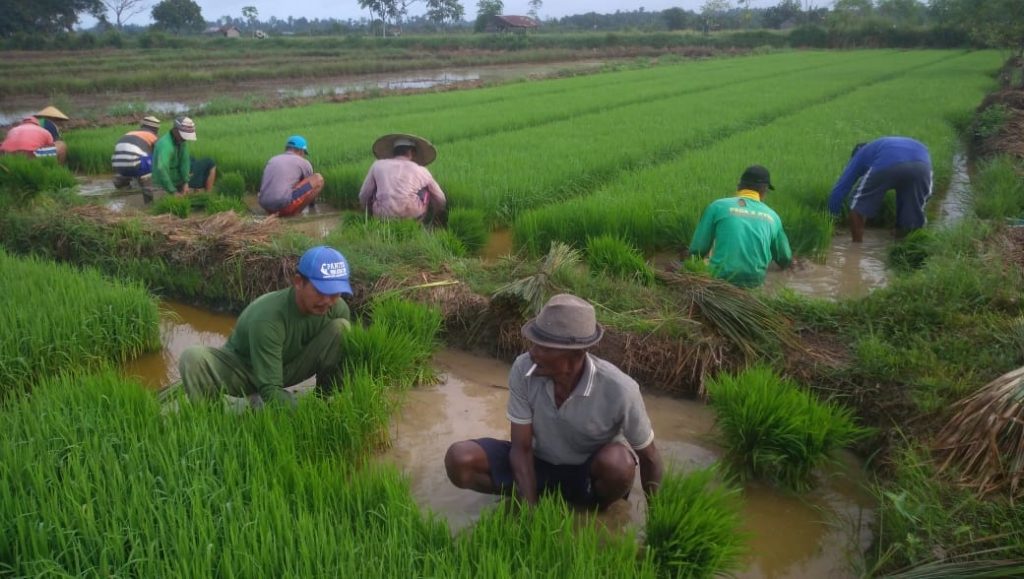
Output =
[
  {"x1": 973, "y1": 155, "x2": 1024, "y2": 220},
  {"x1": 645, "y1": 468, "x2": 747, "y2": 579},
  {"x1": 0, "y1": 249, "x2": 160, "y2": 395},
  {"x1": 586, "y1": 234, "x2": 655, "y2": 285},
  {"x1": 707, "y1": 365, "x2": 869, "y2": 491}
]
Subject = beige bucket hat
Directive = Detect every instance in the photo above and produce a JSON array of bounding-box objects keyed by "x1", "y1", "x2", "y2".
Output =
[
  {"x1": 521, "y1": 294, "x2": 604, "y2": 350},
  {"x1": 372, "y1": 133, "x2": 437, "y2": 166},
  {"x1": 35, "y1": 106, "x2": 70, "y2": 121}
]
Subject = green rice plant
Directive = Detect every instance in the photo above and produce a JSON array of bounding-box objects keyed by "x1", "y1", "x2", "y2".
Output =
[
  {"x1": 973, "y1": 156, "x2": 1024, "y2": 220},
  {"x1": 446, "y1": 208, "x2": 489, "y2": 254},
  {"x1": 150, "y1": 193, "x2": 191, "y2": 217},
  {"x1": 706, "y1": 365, "x2": 869, "y2": 491},
  {"x1": 0, "y1": 155, "x2": 76, "y2": 203},
  {"x1": 889, "y1": 228, "x2": 937, "y2": 271},
  {"x1": 215, "y1": 171, "x2": 247, "y2": 198},
  {"x1": 430, "y1": 228, "x2": 468, "y2": 259},
  {"x1": 201, "y1": 193, "x2": 249, "y2": 215},
  {"x1": 342, "y1": 296, "x2": 443, "y2": 389},
  {"x1": 682, "y1": 255, "x2": 711, "y2": 275},
  {"x1": 0, "y1": 249, "x2": 160, "y2": 394},
  {"x1": 645, "y1": 468, "x2": 747, "y2": 579},
  {"x1": 586, "y1": 234, "x2": 655, "y2": 285}
]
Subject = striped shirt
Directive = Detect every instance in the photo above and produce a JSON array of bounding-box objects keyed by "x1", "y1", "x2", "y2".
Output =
[{"x1": 111, "y1": 129, "x2": 159, "y2": 171}]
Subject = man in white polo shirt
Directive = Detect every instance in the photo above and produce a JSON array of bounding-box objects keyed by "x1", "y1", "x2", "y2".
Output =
[{"x1": 444, "y1": 293, "x2": 663, "y2": 509}]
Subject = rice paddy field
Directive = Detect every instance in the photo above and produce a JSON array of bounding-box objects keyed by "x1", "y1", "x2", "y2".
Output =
[
  {"x1": 4, "y1": 46, "x2": 1024, "y2": 577},
  {"x1": 66, "y1": 49, "x2": 1001, "y2": 259}
]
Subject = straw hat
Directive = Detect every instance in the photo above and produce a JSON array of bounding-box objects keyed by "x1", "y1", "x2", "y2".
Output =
[
  {"x1": 521, "y1": 294, "x2": 604, "y2": 350},
  {"x1": 35, "y1": 106, "x2": 70, "y2": 121},
  {"x1": 372, "y1": 133, "x2": 437, "y2": 166}
]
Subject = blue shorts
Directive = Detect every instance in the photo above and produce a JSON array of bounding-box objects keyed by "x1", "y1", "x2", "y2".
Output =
[
  {"x1": 34, "y1": 146, "x2": 58, "y2": 158},
  {"x1": 849, "y1": 161, "x2": 932, "y2": 230},
  {"x1": 475, "y1": 437, "x2": 608, "y2": 506},
  {"x1": 115, "y1": 156, "x2": 153, "y2": 178}
]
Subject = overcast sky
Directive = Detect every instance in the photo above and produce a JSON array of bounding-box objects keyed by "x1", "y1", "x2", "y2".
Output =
[{"x1": 111, "y1": 1, "x2": 801, "y2": 27}]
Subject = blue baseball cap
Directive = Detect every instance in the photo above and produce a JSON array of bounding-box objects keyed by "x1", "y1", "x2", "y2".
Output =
[
  {"x1": 286, "y1": 135, "x2": 308, "y2": 153},
  {"x1": 297, "y1": 246, "x2": 352, "y2": 296}
]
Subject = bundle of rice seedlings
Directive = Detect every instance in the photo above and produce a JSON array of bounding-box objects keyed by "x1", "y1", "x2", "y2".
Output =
[
  {"x1": 707, "y1": 365, "x2": 869, "y2": 491},
  {"x1": 201, "y1": 194, "x2": 249, "y2": 215},
  {"x1": 585, "y1": 234, "x2": 655, "y2": 285},
  {"x1": 889, "y1": 228, "x2": 936, "y2": 272},
  {"x1": 645, "y1": 467, "x2": 747, "y2": 579},
  {"x1": 935, "y1": 365, "x2": 1024, "y2": 498},
  {"x1": 151, "y1": 194, "x2": 191, "y2": 218},
  {"x1": 492, "y1": 241, "x2": 581, "y2": 317},
  {"x1": 214, "y1": 171, "x2": 247, "y2": 198},
  {"x1": 656, "y1": 270, "x2": 802, "y2": 362},
  {"x1": 342, "y1": 296, "x2": 443, "y2": 389},
  {"x1": 446, "y1": 208, "x2": 489, "y2": 255}
]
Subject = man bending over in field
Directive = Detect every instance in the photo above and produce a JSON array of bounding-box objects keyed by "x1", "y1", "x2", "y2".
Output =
[
  {"x1": 828, "y1": 136, "x2": 932, "y2": 242},
  {"x1": 177, "y1": 245, "x2": 352, "y2": 408},
  {"x1": 152, "y1": 117, "x2": 218, "y2": 201},
  {"x1": 689, "y1": 165, "x2": 793, "y2": 288},
  {"x1": 445, "y1": 293, "x2": 664, "y2": 510},
  {"x1": 111, "y1": 116, "x2": 161, "y2": 200},
  {"x1": 359, "y1": 133, "x2": 447, "y2": 225},
  {"x1": 258, "y1": 135, "x2": 325, "y2": 217}
]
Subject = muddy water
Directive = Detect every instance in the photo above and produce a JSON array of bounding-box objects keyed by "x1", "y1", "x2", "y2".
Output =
[
  {"x1": 481, "y1": 228, "x2": 515, "y2": 262},
  {"x1": 0, "y1": 61, "x2": 606, "y2": 124},
  {"x1": 762, "y1": 228, "x2": 890, "y2": 300},
  {"x1": 939, "y1": 151, "x2": 972, "y2": 225},
  {"x1": 128, "y1": 305, "x2": 874, "y2": 577},
  {"x1": 382, "y1": 350, "x2": 874, "y2": 578}
]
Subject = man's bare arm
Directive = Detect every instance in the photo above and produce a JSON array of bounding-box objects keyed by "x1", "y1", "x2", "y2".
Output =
[
  {"x1": 509, "y1": 422, "x2": 538, "y2": 506},
  {"x1": 636, "y1": 442, "x2": 664, "y2": 498}
]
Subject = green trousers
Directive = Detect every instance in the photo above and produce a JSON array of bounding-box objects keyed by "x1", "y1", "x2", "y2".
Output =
[{"x1": 178, "y1": 319, "x2": 348, "y2": 403}]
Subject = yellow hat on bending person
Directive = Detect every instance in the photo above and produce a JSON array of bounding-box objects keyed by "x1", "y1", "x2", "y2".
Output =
[{"x1": 36, "y1": 106, "x2": 70, "y2": 121}]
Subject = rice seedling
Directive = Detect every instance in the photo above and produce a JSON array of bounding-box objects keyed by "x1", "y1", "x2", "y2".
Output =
[
  {"x1": 645, "y1": 468, "x2": 747, "y2": 579},
  {"x1": 657, "y1": 271, "x2": 802, "y2": 364},
  {"x1": 0, "y1": 155, "x2": 76, "y2": 203},
  {"x1": 197, "y1": 193, "x2": 250, "y2": 215},
  {"x1": 446, "y1": 208, "x2": 489, "y2": 254},
  {"x1": 150, "y1": 193, "x2": 192, "y2": 217},
  {"x1": 342, "y1": 296, "x2": 443, "y2": 389},
  {"x1": 0, "y1": 249, "x2": 160, "y2": 394},
  {"x1": 586, "y1": 234, "x2": 655, "y2": 285},
  {"x1": 888, "y1": 228, "x2": 936, "y2": 271},
  {"x1": 492, "y1": 241, "x2": 581, "y2": 316},
  {"x1": 215, "y1": 171, "x2": 247, "y2": 198},
  {"x1": 706, "y1": 365, "x2": 870, "y2": 491}
]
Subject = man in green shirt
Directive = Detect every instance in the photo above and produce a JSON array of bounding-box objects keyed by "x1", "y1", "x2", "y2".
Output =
[
  {"x1": 178, "y1": 245, "x2": 353, "y2": 406},
  {"x1": 688, "y1": 165, "x2": 793, "y2": 288},
  {"x1": 152, "y1": 117, "x2": 196, "y2": 198}
]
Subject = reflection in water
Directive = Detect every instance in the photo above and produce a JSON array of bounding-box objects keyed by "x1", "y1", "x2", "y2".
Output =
[
  {"x1": 383, "y1": 350, "x2": 875, "y2": 579},
  {"x1": 763, "y1": 228, "x2": 890, "y2": 300},
  {"x1": 122, "y1": 302, "x2": 234, "y2": 389},
  {"x1": 481, "y1": 228, "x2": 514, "y2": 262},
  {"x1": 126, "y1": 305, "x2": 873, "y2": 578}
]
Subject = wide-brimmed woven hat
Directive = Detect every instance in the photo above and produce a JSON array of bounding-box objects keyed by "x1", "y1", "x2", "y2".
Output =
[
  {"x1": 36, "y1": 106, "x2": 69, "y2": 121},
  {"x1": 521, "y1": 294, "x2": 604, "y2": 350},
  {"x1": 372, "y1": 133, "x2": 437, "y2": 166}
]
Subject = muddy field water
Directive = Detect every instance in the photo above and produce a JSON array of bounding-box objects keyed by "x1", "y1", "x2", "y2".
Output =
[
  {"x1": 125, "y1": 302, "x2": 875, "y2": 579},
  {"x1": 0, "y1": 61, "x2": 607, "y2": 125}
]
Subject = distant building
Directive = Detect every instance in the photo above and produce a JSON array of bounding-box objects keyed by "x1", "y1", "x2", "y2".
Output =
[
  {"x1": 205, "y1": 26, "x2": 241, "y2": 38},
  {"x1": 486, "y1": 15, "x2": 540, "y2": 33}
]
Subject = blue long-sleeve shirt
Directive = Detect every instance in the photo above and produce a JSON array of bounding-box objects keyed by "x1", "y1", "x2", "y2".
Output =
[{"x1": 827, "y1": 137, "x2": 931, "y2": 215}]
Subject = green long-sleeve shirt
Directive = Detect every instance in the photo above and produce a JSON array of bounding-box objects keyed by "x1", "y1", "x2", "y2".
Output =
[
  {"x1": 224, "y1": 287, "x2": 351, "y2": 403},
  {"x1": 152, "y1": 133, "x2": 190, "y2": 194},
  {"x1": 689, "y1": 190, "x2": 792, "y2": 288}
]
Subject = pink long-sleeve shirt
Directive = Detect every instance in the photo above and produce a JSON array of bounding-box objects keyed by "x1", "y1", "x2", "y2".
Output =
[{"x1": 358, "y1": 157, "x2": 446, "y2": 219}]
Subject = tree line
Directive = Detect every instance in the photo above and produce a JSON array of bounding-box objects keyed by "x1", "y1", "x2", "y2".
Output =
[{"x1": 0, "y1": 0, "x2": 1020, "y2": 54}]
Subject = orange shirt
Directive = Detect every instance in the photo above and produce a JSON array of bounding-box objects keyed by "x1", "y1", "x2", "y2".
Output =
[{"x1": 1, "y1": 120, "x2": 55, "y2": 153}]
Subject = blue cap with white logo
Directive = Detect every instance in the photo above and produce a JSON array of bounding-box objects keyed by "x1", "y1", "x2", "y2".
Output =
[
  {"x1": 297, "y1": 246, "x2": 352, "y2": 296},
  {"x1": 286, "y1": 135, "x2": 309, "y2": 153}
]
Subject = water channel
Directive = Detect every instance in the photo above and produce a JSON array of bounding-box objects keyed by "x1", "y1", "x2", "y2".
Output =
[{"x1": 125, "y1": 302, "x2": 875, "y2": 579}]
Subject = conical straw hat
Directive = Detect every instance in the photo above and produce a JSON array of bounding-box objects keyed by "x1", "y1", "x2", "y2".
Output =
[{"x1": 35, "y1": 106, "x2": 70, "y2": 121}]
